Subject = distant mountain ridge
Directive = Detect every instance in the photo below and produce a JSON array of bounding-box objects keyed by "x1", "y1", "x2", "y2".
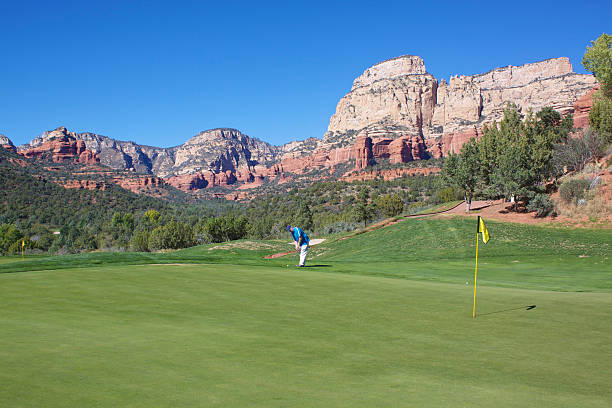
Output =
[
  {"x1": 5, "y1": 55, "x2": 598, "y2": 199},
  {"x1": 21, "y1": 127, "x2": 280, "y2": 178}
]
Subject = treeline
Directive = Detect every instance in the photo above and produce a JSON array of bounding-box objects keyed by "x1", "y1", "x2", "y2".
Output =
[
  {"x1": 0, "y1": 155, "x2": 236, "y2": 254},
  {"x1": 1, "y1": 153, "x2": 447, "y2": 253}
]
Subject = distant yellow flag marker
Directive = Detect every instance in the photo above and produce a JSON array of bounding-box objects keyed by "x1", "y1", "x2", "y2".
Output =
[
  {"x1": 478, "y1": 216, "x2": 489, "y2": 244},
  {"x1": 473, "y1": 216, "x2": 490, "y2": 318}
]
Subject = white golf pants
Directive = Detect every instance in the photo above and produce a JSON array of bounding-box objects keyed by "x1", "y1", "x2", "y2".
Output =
[{"x1": 299, "y1": 244, "x2": 309, "y2": 266}]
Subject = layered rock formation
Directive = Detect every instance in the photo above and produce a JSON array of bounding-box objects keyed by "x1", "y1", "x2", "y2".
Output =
[
  {"x1": 19, "y1": 127, "x2": 99, "y2": 164},
  {"x1": 326, "y1": 56, "x2": 597, "y2": 157}
]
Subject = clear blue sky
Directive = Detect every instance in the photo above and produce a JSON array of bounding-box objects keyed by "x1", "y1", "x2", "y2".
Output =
[{"x1": 1, "y1": 0, "x2": 610, "y2": 148}]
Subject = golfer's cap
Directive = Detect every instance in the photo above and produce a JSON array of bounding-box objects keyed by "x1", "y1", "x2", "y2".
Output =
[{"x1": 286, "y1": 225, "x2": 291, "y2": 231}]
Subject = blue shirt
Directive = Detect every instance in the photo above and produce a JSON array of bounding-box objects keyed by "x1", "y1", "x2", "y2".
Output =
[{"x1": 291, "y1": 227, "x2": 309, "y2": 245}]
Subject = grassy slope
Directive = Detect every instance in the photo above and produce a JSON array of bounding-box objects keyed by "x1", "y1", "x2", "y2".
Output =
[
  {"x1": 1, "y1": 217, "x2": 611, "y2": 407},
  {"x1": 310, "y1": 217, "x2": 611, "y2": 291}
]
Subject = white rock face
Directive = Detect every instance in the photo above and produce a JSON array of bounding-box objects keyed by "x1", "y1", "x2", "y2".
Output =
[
  {"x1": 352, "y1": 55, "x2": 427, "y2": 89},
  {"x1": 0, "y1": 134, "x2": 14, "y2": 147},
  {"x1": 326, "y1": 56, "x2": 598, "y2": 151}
]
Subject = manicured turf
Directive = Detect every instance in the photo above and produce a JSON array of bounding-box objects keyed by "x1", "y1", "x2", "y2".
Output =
[{"x1": 1, "y1": 217, "x2": 610, "y2": 407}]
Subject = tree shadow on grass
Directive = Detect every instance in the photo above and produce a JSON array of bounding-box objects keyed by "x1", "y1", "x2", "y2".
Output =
[{"x1": 477, "y1": 305, "x2": 536, "y2": 317}]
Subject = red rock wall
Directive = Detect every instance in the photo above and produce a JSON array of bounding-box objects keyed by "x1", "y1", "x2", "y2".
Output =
[
  {"x1": 20, "y1": 136, "x2": 100, "y2": 164},
  {"x1": 573, "y1": 86, "x2": 598, "y2": 129}
]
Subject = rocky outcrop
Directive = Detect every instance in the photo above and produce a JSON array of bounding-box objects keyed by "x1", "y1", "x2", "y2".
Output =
[
  {"x1": 354, "y1": 136, "x2": 373, "y2": 169},
  {"x1": 61, "y1": 175, "x2": 167, "y2": 194},
  {"x1": 1, "y1": 134, "x2": 16, "y2": 152},
  {"x1": 18, "y1": 127, "x2": 100, "y2": 164},
  {"x1": 325, "y1": 57, "x2": 437, "y2": 148}
]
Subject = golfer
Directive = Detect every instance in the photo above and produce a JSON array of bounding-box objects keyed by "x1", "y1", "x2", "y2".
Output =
[{"x1": 287, "y1": 225, "x2": 310, "y2": 267}]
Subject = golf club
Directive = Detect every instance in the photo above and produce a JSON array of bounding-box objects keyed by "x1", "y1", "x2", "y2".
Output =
[{"x1": 287, "y1": 250, "x2": 298, "y2": 267}]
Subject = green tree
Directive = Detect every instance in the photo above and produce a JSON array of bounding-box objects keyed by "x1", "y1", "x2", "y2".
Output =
[
  {"x1": 294, "y1": 202, "x2": 314, "y2": 231},
  {"x1": 353, "y1": 188, "x2": 376, "y2": 227},
  {"x1": 583, "y1": 33, "x2": 612, "y2": 97},
  {"x1": 132, "y1": 229, "x2": 151, "y2": 252},
  {"x1": 0, "y1": 224, "x2": 23, "y2": 254},
  {"x1": 376, "y1": 193, "x2": 404, "y2": 217},
  {"x1": 583, "y1": 33, "x2": 612, "y2": 143},
  {"x1": 442, "y1": 138, "x2": 481, "y2": 212},
  {"x1": 204, "y1": 215, "x2": 248, "y2": 243},
  {"x1": 143, "y1": 209, "x2": 161, "y2": 226},
  {"x1": 588, "y1": 96, "x2": 612, "y2": 144}
]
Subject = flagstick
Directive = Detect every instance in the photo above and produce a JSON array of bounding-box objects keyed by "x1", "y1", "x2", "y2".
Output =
[{"x1": 473, "y1": 233, "x2": 479, "y2": 319}]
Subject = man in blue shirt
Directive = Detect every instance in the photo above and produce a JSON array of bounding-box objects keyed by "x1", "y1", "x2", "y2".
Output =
[{"x1": 287, "y1": 225, "x2": 310, "y2": 267}]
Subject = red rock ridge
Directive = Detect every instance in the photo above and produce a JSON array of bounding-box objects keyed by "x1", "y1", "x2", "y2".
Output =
[
  {"x1": 20, "y1": 135, "x2": 100, "y2": 164},
  {"x1": 61, "y1": 175, "x2": 167, "y2": 195}
]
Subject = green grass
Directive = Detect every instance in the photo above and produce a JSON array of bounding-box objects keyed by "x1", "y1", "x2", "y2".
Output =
[
  {"x1": 1, "y1": 217, "x2": 611, "y2": 407},
  {"x1": 412, "y1": 200, "x2": 463, "y2": 214}
]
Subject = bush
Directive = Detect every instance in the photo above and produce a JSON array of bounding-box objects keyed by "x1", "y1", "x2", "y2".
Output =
[
  {"x1": 132, "y1": 230, "x2": 150, "y2": 252},
  {"x1": 376, "y1": 193, "x2": 404, "y2": 217},
  {"x1": 203, "y1": 215, "x2": 248, "y2": 243},
  {"x1": 559, "y1": 179, "x2": 590, "y2": 203},
  {"x1": 0, "y1": 224, "x2": 23, "y2": 254},
  {"x1": 526, "y1": 194, "x2": 556, "y2": 217},
  {"x1": 436, "y1": 187, "x2": 457, "y2": 204},
  {"x1": 148, "y1": 221, "x2": 196, "y2": 250},
  {"x1": 318, "y1": 221, "x2": 358, "y2": 235}
]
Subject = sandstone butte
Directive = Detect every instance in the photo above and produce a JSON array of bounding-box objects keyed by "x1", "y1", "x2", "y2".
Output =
[{"x1": 5, "y1": 55, "x2": 599, "y2": 198}]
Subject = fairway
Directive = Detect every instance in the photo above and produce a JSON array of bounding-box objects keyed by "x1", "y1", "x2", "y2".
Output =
[{"x1": 2, "y1": 263, "x2": 611, "y2": 407}]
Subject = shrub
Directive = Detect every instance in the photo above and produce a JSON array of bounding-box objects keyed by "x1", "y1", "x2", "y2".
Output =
[
  {"x1": 0, "y1": 224, "x2": 23, "y2": 254},
  {"x1": 376, "y1": 193, "x2": 404, "y2": 217},
  {"x1": 437, "y1": 187, "x2": 457, "y2": 203},
  {"x1": 526, "y1": 194, "x2": 556, "y2": 217},
  {"x1": 319, "y1": 221, "x2": 358, "y2": 235},
  {"x1": 559, "y1": 178, "x2": 590, "y2": 203},
  {"x1": 132, "y1": 230, "x2": 150, "y2": 252}
]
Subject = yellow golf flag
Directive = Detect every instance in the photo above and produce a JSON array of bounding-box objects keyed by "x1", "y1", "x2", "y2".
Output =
[
  {"x1": 477, "y1": 216, "x2": 489, "y2": 244},
  {"x1": 22, "y1": 239, "x2": 25, "y2": 248}
]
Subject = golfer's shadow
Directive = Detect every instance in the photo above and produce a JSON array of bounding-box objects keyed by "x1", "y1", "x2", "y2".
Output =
[
  {"x1": 477, "y1": 305, "x2": 536, "y2": 317},
  {"x1": 304, "y1": 264, "x2": 331, "y2": 268}
]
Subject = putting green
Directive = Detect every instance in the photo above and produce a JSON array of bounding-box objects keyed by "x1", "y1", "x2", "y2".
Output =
[{"x1": 1, "y1": 263, "x2": 610, "y2": 407}]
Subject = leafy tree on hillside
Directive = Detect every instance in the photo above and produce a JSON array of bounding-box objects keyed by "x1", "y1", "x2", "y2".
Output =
[
  {"x1": 583, "y1": 33, "x2": 612, "y2": 143},
  {"x1": 442, "y1": 138, "x2": 481, "y2": 212},
  {"x1": 0, "y1": 224, "x2": 23, "y2": 254},
  {"x1": 376, "y1": 193, "x2": 404, "y2": 217},
  {"x1": 353, "y1": 188, "x2": 376, "y2": 227},
  {"x1": 143, "y1": 209, "x2": 161, "y2": 226},
  {"x1": 294, "y1": 202, "x2": 314, "y2": 231},
  {"x1": 583, "y1": 33, "x2": 612, "y2": 97}
]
